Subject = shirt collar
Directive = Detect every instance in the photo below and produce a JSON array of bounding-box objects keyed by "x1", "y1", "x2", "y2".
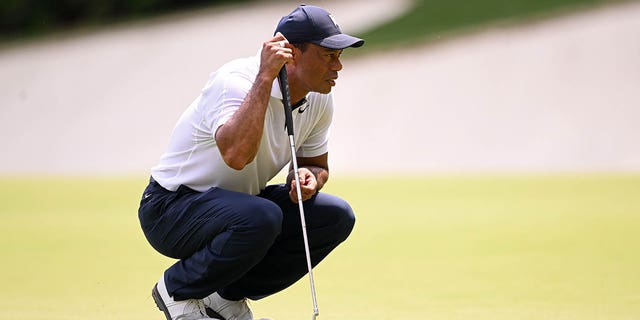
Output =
[
  {"x1": 270, "y1": 71, "x2": 308, "y2": 110},
  {"x1": 271, "y1": 77, "x2": 283, "y2": 99}
]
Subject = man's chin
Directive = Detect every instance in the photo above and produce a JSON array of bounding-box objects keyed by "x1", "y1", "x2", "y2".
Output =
[{"x1": 313, "y1": 86, "x2": 333, "y2": 94}]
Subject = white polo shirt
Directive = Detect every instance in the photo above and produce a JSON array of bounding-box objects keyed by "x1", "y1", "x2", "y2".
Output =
[{"x1": 151, "y1": 54, "x2": 333, "y2": 195}]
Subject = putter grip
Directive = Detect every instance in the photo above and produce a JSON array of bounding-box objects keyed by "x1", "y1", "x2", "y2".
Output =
[{"x1": 278, "y1": 66, "x2": 295, "y2": 136}]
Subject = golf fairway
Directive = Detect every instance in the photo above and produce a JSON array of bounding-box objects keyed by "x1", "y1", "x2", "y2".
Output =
[{"x1": 0, "y1": 174, "x2": 638, "y2": 319}]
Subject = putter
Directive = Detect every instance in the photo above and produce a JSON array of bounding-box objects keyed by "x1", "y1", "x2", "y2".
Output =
[{"x1": 278, "y1": 65, "x2": 320, "y2": 320}]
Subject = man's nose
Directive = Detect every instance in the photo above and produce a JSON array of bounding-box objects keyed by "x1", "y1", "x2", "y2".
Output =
[{"x1": 331, "y1": 58, "x2": 343, "y2": 71}]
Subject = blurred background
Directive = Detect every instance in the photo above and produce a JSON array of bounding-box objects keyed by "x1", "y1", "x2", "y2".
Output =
[
  {"x1": 1, "y1": 0, "x2": 639, "y2": 319},
  {"x1": 1, "y1": 0, "x2": 638, "y2": 176}
]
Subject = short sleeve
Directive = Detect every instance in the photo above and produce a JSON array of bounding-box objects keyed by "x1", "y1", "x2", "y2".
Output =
[
  {"x1": 297, "y1": 95, "x2": 334, "y2": 157},
  {"x1": 200, "y1": 71, "x2": 253, "y2": 134}
]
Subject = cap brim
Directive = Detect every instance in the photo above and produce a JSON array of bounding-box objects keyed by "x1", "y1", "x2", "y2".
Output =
[{"x1": 313, "y1": 33, "x2": 365, "y2": 49}]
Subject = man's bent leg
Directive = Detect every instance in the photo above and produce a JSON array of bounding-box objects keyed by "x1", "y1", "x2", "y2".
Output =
[
  {"x1": 139, "y1": 181, "x2": 283, "y2": 301},
  {"x1": 216, "y1": 185, "x2": 355, "y2": 300}
]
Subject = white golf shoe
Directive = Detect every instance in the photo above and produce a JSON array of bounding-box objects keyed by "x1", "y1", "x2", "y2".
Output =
[
  {"x1": 152, "y1": 275, "x2": 215, "y2": 320},
  {"x1": 203, "y1": 292, "x2": 271, "y2": 320}
]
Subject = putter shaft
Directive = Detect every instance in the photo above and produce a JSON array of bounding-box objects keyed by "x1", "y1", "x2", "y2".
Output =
[
  {"x1": 279, "y1": 66, "x2": 320, "y2": 320},
  {"x1": 288, "y1": 135, "x2": 320, "y2": 320}
]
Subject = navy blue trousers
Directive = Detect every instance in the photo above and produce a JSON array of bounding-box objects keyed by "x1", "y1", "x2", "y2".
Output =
[{"x1": 138, "y1": 177, "x2": 355, "y2": 301}]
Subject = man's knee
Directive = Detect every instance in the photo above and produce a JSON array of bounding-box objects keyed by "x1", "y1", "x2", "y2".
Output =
[
  {"x1": 320, "y1": 195, "x2": 355, "y2": 243},
  {"x1": 243, "y1": 199, "x2": 283, "y2": 242},
  {"x1": 206, "y1": 198, "x2": 283, "y2": 261},
  {"x1": 336, "y1": 201, "x2": 356, "y2": 241}
]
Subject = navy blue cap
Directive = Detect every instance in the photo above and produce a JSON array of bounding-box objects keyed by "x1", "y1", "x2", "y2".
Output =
[{"x1": 275, "y1": 5, "x2": 365, "y2": 49}]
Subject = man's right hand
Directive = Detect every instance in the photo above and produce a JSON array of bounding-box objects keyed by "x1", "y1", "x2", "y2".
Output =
[
  {"x1": 215, "y1": 34, "x2": 294, "y2": 170},
  {"x1": 258, "y1": 32, "x2": 294, "y2": 81}
]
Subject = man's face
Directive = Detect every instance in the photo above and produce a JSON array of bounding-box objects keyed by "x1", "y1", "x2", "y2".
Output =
[{"x1": 294, "y1": 44, "x2": 344, "y2": 94}]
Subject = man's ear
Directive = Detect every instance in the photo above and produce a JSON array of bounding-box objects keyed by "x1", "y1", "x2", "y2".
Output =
[{"x1": 290, "y1": 46, "x2": 301, "y2": 66}]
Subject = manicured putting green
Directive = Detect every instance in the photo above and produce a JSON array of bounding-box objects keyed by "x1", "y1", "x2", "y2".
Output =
[{"x1": 0, "y1": 174, "x2": 638, "y2": 319}]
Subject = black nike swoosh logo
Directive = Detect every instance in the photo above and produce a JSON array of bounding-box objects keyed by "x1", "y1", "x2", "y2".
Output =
[{"x1": 298, "y1": 105, "x2": 308, "y2": 113}]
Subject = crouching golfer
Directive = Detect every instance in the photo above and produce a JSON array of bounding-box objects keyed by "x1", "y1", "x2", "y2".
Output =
[{"x1": 138, "y1": 5, "x2": 364, "y2": 320}]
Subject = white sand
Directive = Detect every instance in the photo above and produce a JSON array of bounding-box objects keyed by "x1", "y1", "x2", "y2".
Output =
[
  {"x1": 0, "y1": 0, "x2": 638, "y2": 175},
  {"x1": 331, "y1": 1, "x2": 640, "y2": 174}
]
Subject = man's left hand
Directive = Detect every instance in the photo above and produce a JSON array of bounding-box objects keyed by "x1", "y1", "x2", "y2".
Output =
[{"x1": 289, "y1": 168, "x2": 317, "y2": 203}]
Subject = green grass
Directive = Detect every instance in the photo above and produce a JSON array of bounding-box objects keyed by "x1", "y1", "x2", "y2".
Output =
[
  {"x1": 1, "y1": 175, "x2": 639, "y2": 319},
  {"x1": 356, "y1": 0, "x2": 627, "y2": 51}
]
